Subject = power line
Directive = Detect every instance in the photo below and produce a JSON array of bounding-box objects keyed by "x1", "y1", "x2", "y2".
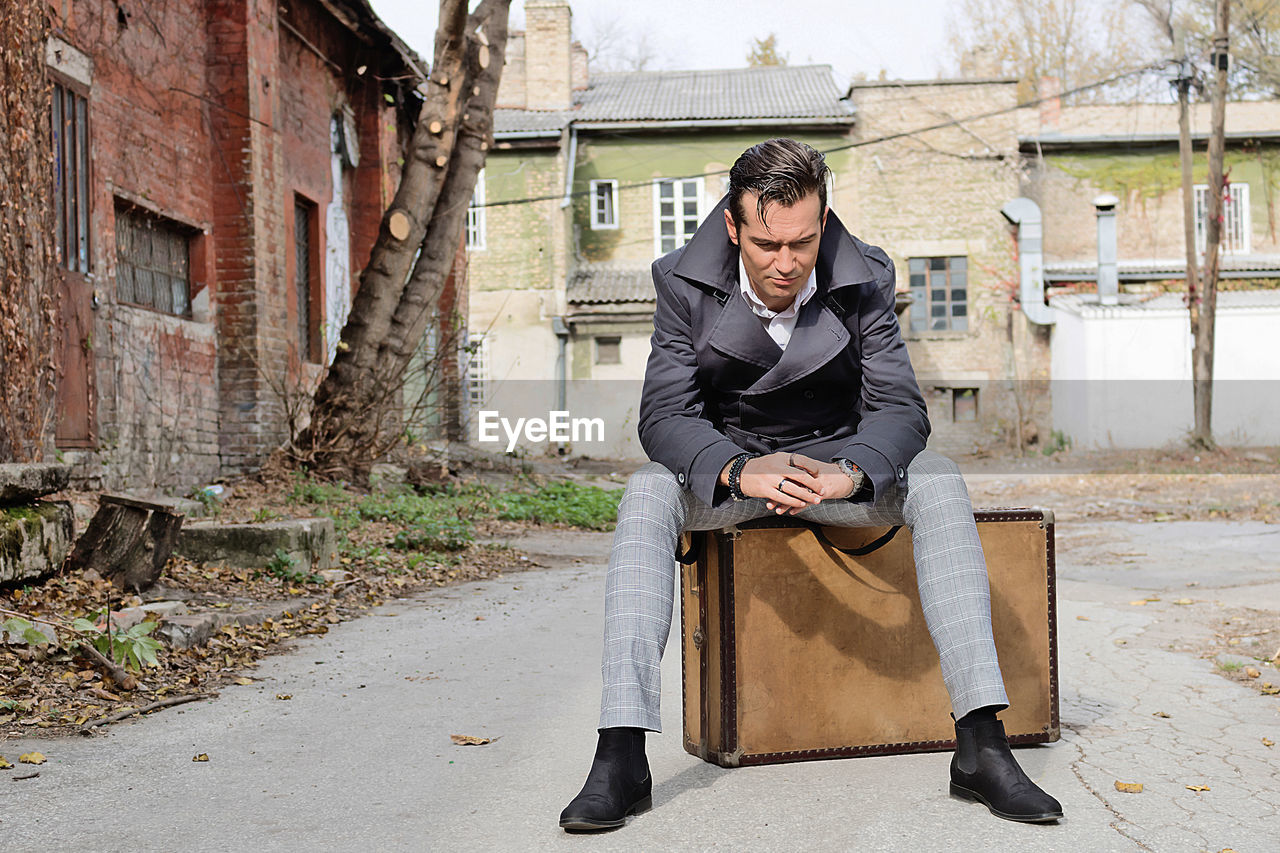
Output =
[{"x1": 475, "y1": 62, "x2": 1168, "y2": 211}]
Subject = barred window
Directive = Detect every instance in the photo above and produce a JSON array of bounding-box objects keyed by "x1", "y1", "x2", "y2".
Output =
[
  {"x1": 114, "y1": 203, "x2": 192, "y2": 318},
  {"x1": 52, "y1": 81, "x2": 90, "y2": 274},
  {"x1": 908, "y1": 256, "x2": 967, "y2": 333}
]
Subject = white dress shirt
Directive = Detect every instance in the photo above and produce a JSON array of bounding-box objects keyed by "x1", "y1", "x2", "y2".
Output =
[{"x1": 738, "y1": 256, "x2": 818, "y2": 351}]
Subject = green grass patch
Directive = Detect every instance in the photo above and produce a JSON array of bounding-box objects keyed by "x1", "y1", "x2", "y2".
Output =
[{"x1": 492, "y1": 481, "x2": 621, "y2": 530}]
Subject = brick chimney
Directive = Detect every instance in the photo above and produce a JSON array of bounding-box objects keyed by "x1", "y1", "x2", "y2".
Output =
[{"x1": 524, "y1": 0, "x2": 572, "y2": 111}]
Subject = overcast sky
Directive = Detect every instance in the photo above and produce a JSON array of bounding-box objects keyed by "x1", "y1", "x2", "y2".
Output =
[{"x1": 367, "y1": 0, "x2": 955, "y2": 84}]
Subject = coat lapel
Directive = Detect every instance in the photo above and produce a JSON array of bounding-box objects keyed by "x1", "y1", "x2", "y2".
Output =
[
  {"x1": 706, "y1": 285, "x2": 782, "y2": 369},
  {"x1": 746, "y1": 298, "x2": 849, "y2": 395}
]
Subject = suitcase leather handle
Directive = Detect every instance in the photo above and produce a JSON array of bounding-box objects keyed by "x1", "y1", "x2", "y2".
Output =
[{"x1": 808, "y1": 523, "x2": 902, "y2": 556}]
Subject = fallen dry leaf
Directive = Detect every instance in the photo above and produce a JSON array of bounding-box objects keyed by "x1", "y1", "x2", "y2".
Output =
[
  {"x1": 192, "y1": 753, "x2": 209, "y2": 762},
  {"x1": 1114, "y1": 781, "x2": 1143, "y2": 793},
  {"x1": 1129, "y1": 600, "x2": 1149, "y2": 606},
  {"x1": 1262, "y1": 737, "x2": 1274, "y2": 748},
  {"x1": 18, "y1": 752, "x2": 47, "y2": 765},
  {"x1": 1075, "y1": 615, "x2": 1089, "y2": 621},
  {"x1": 233, "y1": 677, "x2": 255, "y2": 686},
  {"x1": 1152, "y1": 711, "x2": 1171, "y2": 718},
  {"x1": 450, "y1": 734, "x2": 494, "y2": 746},
  {"x1": 1261, "y1": 684, "x2": 1280, "y2": 695},
  {"x1": 275, "y1": 694, "x2": 292, "y2": 700},
  {"x1": 1246, "y1": 667, "x2": 1261, "y2": 679},
  {"x1": 0, "y1": 756, "x2": 12, "y2": 770},
  {"x1": 1185, "y1": 784, "x2": 1210, "y2": 792},
  {"x1": 1174, "y1": 598, "x2": 1194, "y2": 605}
]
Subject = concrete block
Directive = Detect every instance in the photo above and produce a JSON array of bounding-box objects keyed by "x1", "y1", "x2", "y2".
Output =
[
  {"x1": 0, "y1": 464, "x2": 71, "y2": 504},
  {"x1": 0, "y1": 501, "x2": 75, "y2": 585},
  {"x1": 157, "y1": 598, "x2": 321, "y2": 649},
  {"x1": 175, "y1": 517, "x2": 336, "y2": 571}
]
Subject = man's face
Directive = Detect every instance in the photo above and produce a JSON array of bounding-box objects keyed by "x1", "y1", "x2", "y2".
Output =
[{"x1": 725, "y1": 190, "x2": 827, "y2": 312}]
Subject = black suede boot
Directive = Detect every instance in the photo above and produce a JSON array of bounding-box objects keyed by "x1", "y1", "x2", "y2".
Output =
[
  {"x1": 559, "y1": 727, "x2": 652, "y2": 832},
  {"x1": 950, "y1": 718, "x2": 1063, "y2": 823}
]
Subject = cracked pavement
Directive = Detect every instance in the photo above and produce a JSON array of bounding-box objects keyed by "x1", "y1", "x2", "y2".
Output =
[{"x1": 2, "y1": 521, "x2": 1278, "y2": 852}]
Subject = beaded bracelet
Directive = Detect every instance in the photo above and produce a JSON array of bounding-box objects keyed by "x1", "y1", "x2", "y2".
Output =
[{"x1": 727, "y1": 453, "x2": 755, "y2": 502}]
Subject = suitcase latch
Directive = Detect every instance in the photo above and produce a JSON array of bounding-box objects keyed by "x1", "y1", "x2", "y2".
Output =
[{"x1": 693, "y1": 628, "x2": 705, "y2": 649}]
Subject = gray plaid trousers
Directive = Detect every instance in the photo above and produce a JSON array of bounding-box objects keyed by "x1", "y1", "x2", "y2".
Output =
[{"x1": 598, "y1": 450, "x2": 1010, "y2": 732}]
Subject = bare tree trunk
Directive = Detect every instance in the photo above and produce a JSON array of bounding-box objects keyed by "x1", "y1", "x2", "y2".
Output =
[
  {"x1": 301, "y1": 0, "x2": 510, "y2": 479},
  {"x1": 1192, "y1": 0, "x2": 1230, "y2": 450},
  {"x1": 374, "y1": 2, "x2": 510, "y2": 406},
  {"x1": 0, "y1": 0, "x2": 57, "y2": 462}
]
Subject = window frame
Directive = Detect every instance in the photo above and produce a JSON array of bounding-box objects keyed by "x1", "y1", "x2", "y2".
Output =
[
  {"x1": 652, "y1": 177, "x2": 705, "y2": 256},
  {"x1": 113, "y1": 201, "x2": 197, "y2": 319},
  {"x1": 466, "y1": 167, "x2": 486, "y2": 251},
  {"x1": 466, "y1": 332, "x2": 489, "y2": 411},
  {"x1": 51, "y1": 76, "x2": 92, "y2": 276},
  {"x1": 907, "y1": 255, "x2": 968, "y2": 334},
  {"x1": 594, "y1": 335, "x2": 622, "y2": 365},
  {"x1": 1194, "y1": 181, "x2": 1251, "y2": 255},
  {"x1": 293, "y1": 193, "x2": 321, "y2": 363},
  {"x1": 590, "y1": 179, "x2": 619, "y2": 230}
]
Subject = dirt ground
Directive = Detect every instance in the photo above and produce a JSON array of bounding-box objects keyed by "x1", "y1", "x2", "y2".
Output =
[{"x1": 3, "y1": 444, "x2": 1275, "y2": 739}]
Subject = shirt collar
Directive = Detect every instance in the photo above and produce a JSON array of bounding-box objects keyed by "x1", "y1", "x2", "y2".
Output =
[{"x1": 738, "y1": 255, "x2": 818, "y2": 319}]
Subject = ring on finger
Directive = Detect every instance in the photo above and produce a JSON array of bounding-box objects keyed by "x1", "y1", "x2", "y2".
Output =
[
  {"x1": 778, "y1": 478, "x2": 788, "y2": 492},
  {"x1": 788, "y1": 453, "x2": 796, "y2": 468}
]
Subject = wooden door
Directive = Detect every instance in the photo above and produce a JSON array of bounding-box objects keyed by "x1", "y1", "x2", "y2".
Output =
[{"x1": 52, "y1": 79, "x2": 94, "y2": 448}]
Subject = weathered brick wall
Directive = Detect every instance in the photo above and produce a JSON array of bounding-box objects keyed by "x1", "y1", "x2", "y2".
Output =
[
  {"x1": 56, "y1": 0, "x2": 407, "y2": 490},
  {"x1": 848, "y1": 81, "x2": 1053, "y2": 456},
  {"x1": 55, "y1": 0, "x2": 222, "y2": 490}
]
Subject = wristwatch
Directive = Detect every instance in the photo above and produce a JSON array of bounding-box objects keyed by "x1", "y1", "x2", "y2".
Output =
[{"x1": 835, "y1": 458, "x2": 866, "y2": 497}]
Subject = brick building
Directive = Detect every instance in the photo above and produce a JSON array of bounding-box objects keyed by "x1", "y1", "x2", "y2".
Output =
[{"x1": 45, "y1": 0, "x2": 424, "y2": 490}]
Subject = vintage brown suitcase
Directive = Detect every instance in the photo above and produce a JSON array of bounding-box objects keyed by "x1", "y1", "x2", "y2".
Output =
[{"x1": 679, "y1": 509, "x2": 1059, "y2": 767}]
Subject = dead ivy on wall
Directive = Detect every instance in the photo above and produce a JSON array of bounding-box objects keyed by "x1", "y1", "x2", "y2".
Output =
[{"x1": 0, "y1": 0, "x2": 57, "y2": 462}]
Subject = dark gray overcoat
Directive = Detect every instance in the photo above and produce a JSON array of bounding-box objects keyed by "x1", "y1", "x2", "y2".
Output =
[{"x1": 638, "y1": 196, "x2": 930, "y2": 508}]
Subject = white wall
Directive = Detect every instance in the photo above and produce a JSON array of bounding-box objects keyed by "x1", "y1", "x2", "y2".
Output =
[{"x1": 1050, "y1": 295, "x2": 1280, "y2": 448}]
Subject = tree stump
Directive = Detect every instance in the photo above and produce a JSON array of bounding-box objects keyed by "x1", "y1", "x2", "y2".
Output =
[{"x1": 65, "y1": 495, "x2": 185, "y2": 592}]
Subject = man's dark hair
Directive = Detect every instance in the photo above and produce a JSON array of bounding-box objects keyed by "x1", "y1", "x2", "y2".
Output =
[{"x1": 728, "y1": 138, "x2": 830, "y2": 227}]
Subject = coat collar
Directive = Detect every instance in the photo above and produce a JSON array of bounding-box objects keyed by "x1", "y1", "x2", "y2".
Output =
[{"x1": 671, "y1": 194, "x2": 879, "y2": 296}]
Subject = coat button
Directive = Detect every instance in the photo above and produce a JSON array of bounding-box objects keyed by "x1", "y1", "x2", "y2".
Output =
[
  {"x1": 677, "y1": 472, "x2": 686, "y2": 484},
  {"x1": 803, "y1": 389, "x2": 815, "y2": 400},
  {"x1": 897, "y1": 466, "x2": 906, "y2": 479}
]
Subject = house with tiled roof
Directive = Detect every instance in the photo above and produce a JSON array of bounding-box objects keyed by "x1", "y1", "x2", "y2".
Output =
[{"x1": 462, "y1": 0, "x2": 1280, "y2": 459}]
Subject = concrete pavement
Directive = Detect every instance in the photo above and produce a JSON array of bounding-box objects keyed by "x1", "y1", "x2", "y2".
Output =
[{"x1": 2, "y1": 522, "x2": 1279, "y2": 852}]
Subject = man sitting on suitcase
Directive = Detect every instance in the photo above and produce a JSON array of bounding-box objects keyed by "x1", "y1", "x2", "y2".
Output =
[{"x1": 559, "y1": 138, "x2": 1063, "y2": 830}]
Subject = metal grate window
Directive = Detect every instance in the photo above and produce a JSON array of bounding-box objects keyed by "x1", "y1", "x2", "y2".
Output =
[
  {"x1": 1194, "y1": 182, "x2": 1250, "y2": 255},
  {"x1": 908, "y1": 256, "x2": 967, "y2": 333},
  {"x1": 654, "y1": 178, "x2": 703, "y2": 255},
  {"x1": 294, "y1": 197, "x2": 317, "y2": 362},
  {"x1": 52, "y1": 81, "x2": 91, "y2": 274},
  {"x1": 591, "y1": 180, "x2": 618, "y2": 229},
  {"x1": 115, "y1": 204, "x2": 192, "y2": 317},
  {"x1": 466, "y1": 168, "x2": 486, "y2": 250}
]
